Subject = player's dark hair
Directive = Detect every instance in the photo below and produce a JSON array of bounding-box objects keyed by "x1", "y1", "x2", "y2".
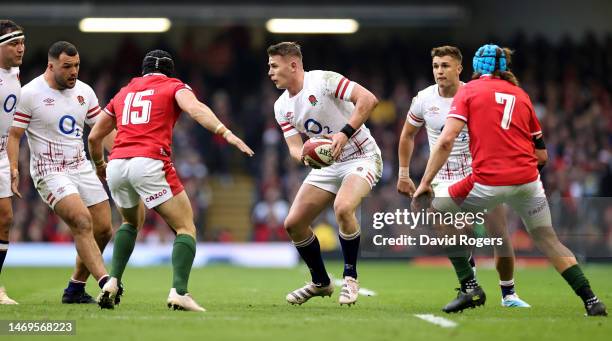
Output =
[
  {"x1": 431, "y1": 45, "x2": 462, "y2": 63},
  {"x1": 142, "y1": 49, "x2": 174, "y2": 77},
  {"x1": 0, "y1": 20, "x2": 23, "y2": 36},
  {"x1": 472, "y1": 47, "x2": 519, "y2": 86},
  {"x1": 267, "y1": 42, "x2": 302, "y2": 59},
  {"x1": 48, "y1": 41, "x2": 78, "y2": 60}
]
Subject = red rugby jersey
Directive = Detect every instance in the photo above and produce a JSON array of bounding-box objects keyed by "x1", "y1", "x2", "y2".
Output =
[
  {"x1": 448, "y1": 76, "x2": 542, "y2": 186},
  {"x1": 104, "y1": 73, "x2": 191, "y2": 161}
]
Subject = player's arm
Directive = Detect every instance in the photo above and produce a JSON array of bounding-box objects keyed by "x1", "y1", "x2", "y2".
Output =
[
  {"x1": 88, "y1": 111, "x2": 116, "y2": 174},
  {"x1": 175, "y1": 89, "x2": 254, "y2": 157},
  {"x1": 419, "y1": 118, "x2": 464, "y2": 187},
  {"x1": 6, "y1": 126, "x2": 26, "y2": 198},
  {"x1": 103, "y1": 130, "x2": 117, "y2": 152},
  {"x1": 285, "y1": 134, "x2": 305, "y2": 163},
  {"x1": 330, "y1": 84, "x2": 378, "y2": 159},
  {"x1": 397, "y1": 122, "x2": 421, "y2": 197},
  {"x1": 533, "y1": 133, "x2": 547, "y2": 171}
]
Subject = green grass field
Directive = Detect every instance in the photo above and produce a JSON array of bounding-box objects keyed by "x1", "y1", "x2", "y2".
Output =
[{"x1": 0, "y1": 261, "x2": 610, "y2": 340}]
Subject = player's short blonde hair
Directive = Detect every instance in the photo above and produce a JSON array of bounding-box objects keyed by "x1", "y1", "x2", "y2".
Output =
[
  {"x1": 267, "y1": 42, "x2": 302, "y2": 59},
  {"x1": 431, "y1": 46, "x2": 463, "y2": 63}
]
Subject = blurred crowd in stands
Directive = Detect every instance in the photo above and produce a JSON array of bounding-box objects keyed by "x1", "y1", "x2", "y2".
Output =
[{"x1": 10, "y1": 28, "x2": 612, "y2": 254}]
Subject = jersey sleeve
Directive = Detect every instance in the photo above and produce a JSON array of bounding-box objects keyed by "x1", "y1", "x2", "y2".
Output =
[
  {"x1": 103, "y1": 97, "x2": 116, "y2": 117},
  {"x1": 173, "y1": 80, "x2": 193, "y2": 96},
  {"x1": 320, "y1": 71, "x2": 356, "y2": 102},
  {"x1": 406, "y1": 94, "x2": 424, "y2": 127},
  {"x1": 448, "y1": 86, "x2": 470, "y2": 122},
  {"x1": 85, "y1": 87, "x2": 102, "y2": 126},
  {"x1": 274, "y1": 100, "x2": 299, "y2": 138},
  {"x1": 13, "y1": 89, "x2": 32, "y2": 129}
]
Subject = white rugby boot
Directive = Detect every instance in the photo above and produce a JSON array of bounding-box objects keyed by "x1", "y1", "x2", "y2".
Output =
[
  {"x1": 286, "y1": 282, "x2": 334, "y2": 305},
  {"x1": 338, "y1": 277, "x2": 359, "y2": 306},
  {"x1": 97, "y1": 277, "x2": 119, "y2": 309},
  {"x1": 167, "y1": 288, "x2": 206, "y2": 312}
]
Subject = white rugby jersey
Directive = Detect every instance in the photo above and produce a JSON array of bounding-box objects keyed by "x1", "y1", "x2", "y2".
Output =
[
  {"x1": 407, "y1": 83, "x2": 471, "y2": 181},
  {"x1": 0, "y1": 67, "x2": 21, "y2": 158},
  {"x1": 13, "y1": 75, "x2": 101, "y2": 179},
  {"x1": 274, "y1": 70, "x2": 380, "y2": 162}
]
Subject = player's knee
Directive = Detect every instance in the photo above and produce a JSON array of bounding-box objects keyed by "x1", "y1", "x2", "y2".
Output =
[
  {"x1": 333, "y1": 202, "x2": 355, "y2": 225},
  {"x1": 70, "y1": 213, "x2": 93, "y2": 235},
  {"x1": 284, "y1": 215, "x2": 304, "y2": 236},
  {"x1": 0, "y1": 213, "x2": 14, "y2": 233},
  {"x1": 95, "y1": 224, "x2": 113, "y2": 244}
]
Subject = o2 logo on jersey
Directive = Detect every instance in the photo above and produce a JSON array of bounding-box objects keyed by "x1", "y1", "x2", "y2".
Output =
[
  {"x1": 3, "y1": 94, "x2": 17, "y2": 114},
  {"x1": 439, "y1": 124, "x2": 468, "y2": 142},
  {"x1": 304, "y1": 118, "x2": 332, "y2": 135},
  {"x1": 59, "y1": 115, "x2": 81, "y2": 137}
]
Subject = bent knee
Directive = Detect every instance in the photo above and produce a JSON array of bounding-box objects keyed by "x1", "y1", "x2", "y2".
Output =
[
  {"x1": 333, "y1": 202, "x2": 355, "y2": 222},
  {"x1": 96, "y1": 224, "x2": 113, "y2": 242},
  {"x1": 69, "y1": 214, "x2": 93, "y2": 234},
  {"x1": 284, "y1": 215, "x2": 308, "y2": 235},
  {"x1": 0, "y1": 214, "x2": 14, "y2": 232}
]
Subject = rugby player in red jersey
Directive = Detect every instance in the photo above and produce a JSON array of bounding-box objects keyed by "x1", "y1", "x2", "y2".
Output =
[
  {"x1": 88, "y1": 50, "x2": 254, "y2": 311},
  {"x1": 414, "y1": 44, "x2": 607, "y2": 316}
]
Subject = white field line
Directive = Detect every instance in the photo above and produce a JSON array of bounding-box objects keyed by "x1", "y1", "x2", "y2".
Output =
[{"x1": 414, "y1": 314, "x2": 458, "y2": 328}]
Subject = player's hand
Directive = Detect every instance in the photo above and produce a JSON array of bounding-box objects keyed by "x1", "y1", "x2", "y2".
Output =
[
  {"x1": 300, "y1": 155, "x2": 321, "y2": 169},
  {"x1": 95, "y1": 162, "x2": 107, "y2": 181},
  {"x1": 397, "y1": 177, "x2": 417, "y2": 197},
  {"x1": 10, "y1": 169, "x2": 21, "y2": 199},
  {"x1": 411, "y1": 182, "x2": 433, "y2": 211},
  {"x1": 328, "y1": 132, "x2": 348, "y2": 160},
  {"x1": 225, "y1": 132, "x2": 255, "y2": 157}
]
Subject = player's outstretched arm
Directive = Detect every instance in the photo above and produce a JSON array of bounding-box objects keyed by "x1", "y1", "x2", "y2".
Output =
[
  {"x1": 175, "y1": 89, "x2": 254, "y2": 157},
  {"x1": 6, "y1": 126, "x2": 25, "y2": 198},
  {"x1": 88, "y1": 111, "x2": 116, "y2": 179},
  {"x1": 414, "y1": 118, "x2": 464, "y2": 199},
  {"x1": 330, "y1": 84, "x2": 378, "y2": 159},
  {"x1": 397, "y1": 121, "x2": 420, "y2": 197}
]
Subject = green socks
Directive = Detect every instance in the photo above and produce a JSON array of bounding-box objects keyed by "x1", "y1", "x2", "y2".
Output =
[
  {"x1": 561, "y1": 264, "x2": 589, "y2": 292},
  {"x1": 110, "y1": 226, "x2": 197, "y2": 297},
  {"x1": 449, "y1": 256, "x2": 475, "y2": 283},
  {"x1": 172, "y1": 234, "x2": 196, "y2": 295},
  {"x1": 110, "y1": 223, "x2": 138, "y2": 280},
  {"x1": 561, "y1": 264, "x2": 599, "y2": 306}
]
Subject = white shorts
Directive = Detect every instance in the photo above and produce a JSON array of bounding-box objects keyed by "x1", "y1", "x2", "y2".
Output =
[
  {"x1": 0, "y1": 157, "x2": 12, "y2": 198},
  {"x1": 107, "y1": 157, "x2": 184, "y2": 209},
  {"x1": 431, "y1": 179, "x2": 459, "y2": 198},
  {"x1": 432, "y1": 175, "x2": 552, "y2": 232},
  {"x1": 34, "y1": 164, "x2": 108, "y2": 210},
  {"x1": 304, "y1": 154, "x2": 383, "y2": 194}
]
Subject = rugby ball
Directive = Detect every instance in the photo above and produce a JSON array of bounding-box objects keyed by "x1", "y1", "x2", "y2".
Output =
[{"x1": 302, "y1": 138, "x2": 335, "y2": 168}]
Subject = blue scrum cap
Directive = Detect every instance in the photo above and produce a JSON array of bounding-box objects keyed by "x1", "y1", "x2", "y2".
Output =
[{"x1": 472, "y1": 44, "x2": 507, "y2": 74}]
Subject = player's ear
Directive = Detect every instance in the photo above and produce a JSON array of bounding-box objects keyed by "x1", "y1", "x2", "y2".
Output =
[{"x1": 457, "y1": 63, "x2": 463, "y2": 75}]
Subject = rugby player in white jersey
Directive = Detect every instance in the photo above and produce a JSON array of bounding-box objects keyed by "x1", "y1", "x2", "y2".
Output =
[
  {"x1": 398, "y1": 46, "x2": 530, "y2": 308},
  {"x1": 0, "y1": 19, "x2": 24, "y2": 305},
  {"x1": 7, "y1": 41, "x2": 115, "y2": 306},
  {"x1": 268, "y1": 42, "x2": 382, "y2": 306}
]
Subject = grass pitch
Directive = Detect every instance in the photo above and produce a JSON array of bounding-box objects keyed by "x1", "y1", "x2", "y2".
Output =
[{"x1": 0, "y1": 261, "x2": 610, "y2": 341}]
